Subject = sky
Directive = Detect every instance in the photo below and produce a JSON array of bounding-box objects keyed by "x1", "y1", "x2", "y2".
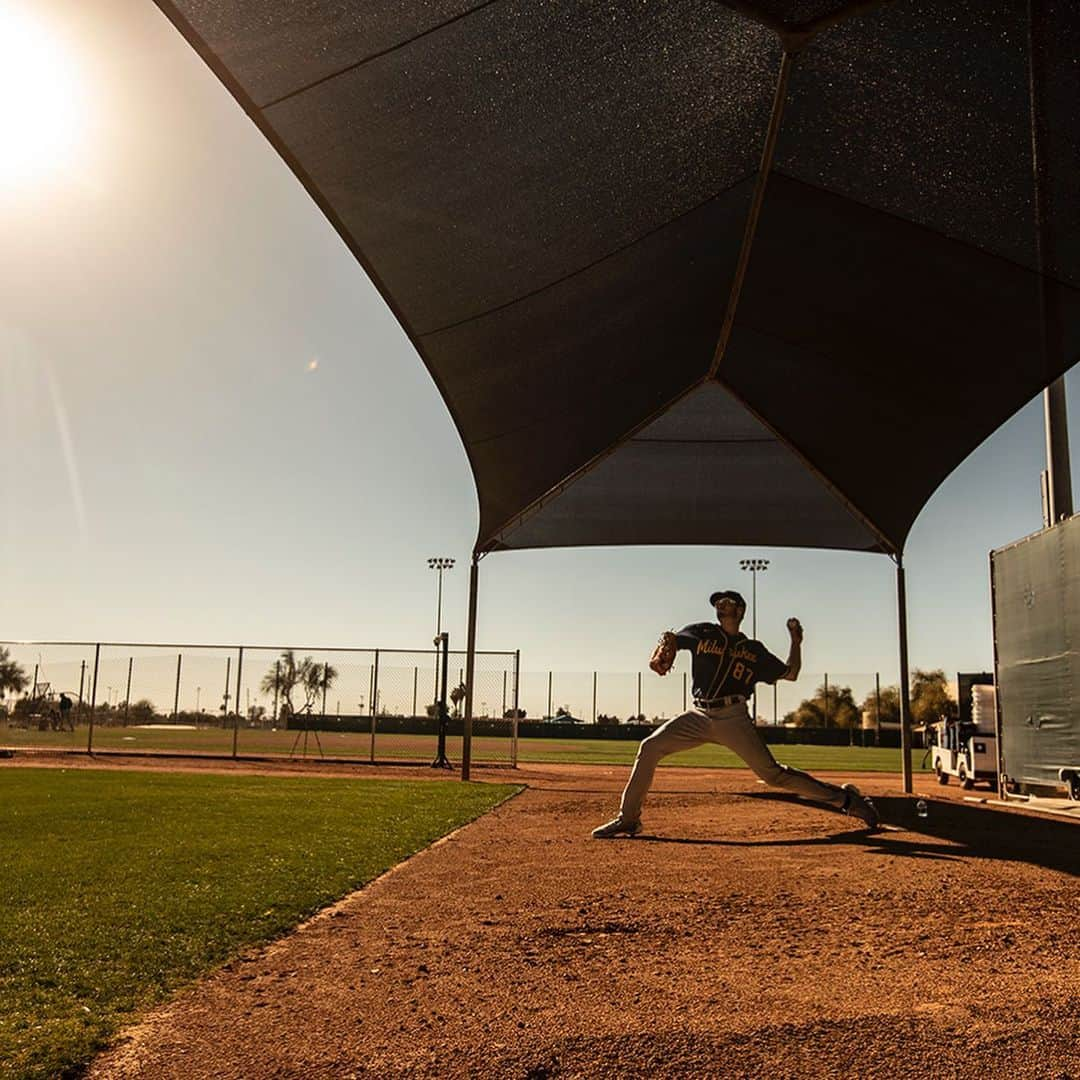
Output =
[{"x1": 3, "y1": 0, "x2": 1078, "y2": 709}]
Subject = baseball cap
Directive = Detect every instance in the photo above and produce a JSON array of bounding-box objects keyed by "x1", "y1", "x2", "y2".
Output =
[{"x1": 709, "y1": 589, "x2": 746, "y2": 608}]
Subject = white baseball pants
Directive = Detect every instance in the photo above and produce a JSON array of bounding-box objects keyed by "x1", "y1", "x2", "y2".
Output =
[{"x1": 619, "y1": 703, "x2": 847, "y2": 823}]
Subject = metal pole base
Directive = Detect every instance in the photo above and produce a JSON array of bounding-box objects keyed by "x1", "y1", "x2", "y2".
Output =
[{"x1": 430, "y1": 753, "x2": 454, "y2": 770}]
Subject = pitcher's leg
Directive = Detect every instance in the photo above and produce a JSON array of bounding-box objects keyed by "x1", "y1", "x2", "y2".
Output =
[
  {"x1": 717, "y1": 710, "x2": 846, "y2": 808},
  {"x1": 618, "y1": 711, "x2": 710, "y2": 822}
]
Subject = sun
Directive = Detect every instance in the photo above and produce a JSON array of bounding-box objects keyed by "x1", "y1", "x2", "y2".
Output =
[{"x1": 0, "y1": 5, "x2": 86, "y2": 190}]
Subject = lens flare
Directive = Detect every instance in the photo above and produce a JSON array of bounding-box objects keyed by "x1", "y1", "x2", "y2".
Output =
[{"x1": 0, "y1": 5, "x2": 87, "y2": 190}]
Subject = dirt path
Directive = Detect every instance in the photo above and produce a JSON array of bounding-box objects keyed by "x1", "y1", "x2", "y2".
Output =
[{"x1": 77, "y1": 762, "x2": 1079, "y2": 1079}]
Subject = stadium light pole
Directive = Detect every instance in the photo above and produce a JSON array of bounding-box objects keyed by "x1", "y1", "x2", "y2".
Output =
[
  {"x1": 428, "y1": 557, "x2": 455, "y2": 702},
  {"x1": 740, "y1": 558, "x2": 769, "y2": 721}
]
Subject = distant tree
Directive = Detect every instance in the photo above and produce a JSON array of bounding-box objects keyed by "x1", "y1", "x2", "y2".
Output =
[
  {"x1": 825, "y1": 685, "x2": 860, "y2": 729},
  {"x1": 911, "y1": 669, "x2": 956, "y2": 727},
  {"x1": 858, "y1": 684, "x2": 900, "y2": 727},
  {"x1": 855, "y1": 673, "x2": 956, "y2": 731},
  {"x1": 449, "y1": 683, "x2": 467, "y2": 717},
  {"x1": 13, "y1": 695, "x2": 54, "y2": 723},
  {"x1": 786, "y1": 682, "x2": 860, "y2": 728},
  {"x1": 127, "y1": 699, "x2": 157, "y2": 725},
  {"x1": 596, "y1": 713, "x2": 619, "y2": 726},
  {"x1": 503, "y1": 707, "x2": 526, "y2": 720},
  {"x1": 426, "y1": 702, "x2": 441, "y2": 719},
  {"x1": 555, "y1": 705, "x2": 572, "y2": 718},
  {"x1": 0, "y1": 647, "x2": 28, "y2": 705}
]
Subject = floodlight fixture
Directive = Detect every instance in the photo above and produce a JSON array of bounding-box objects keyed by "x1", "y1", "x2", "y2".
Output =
[{"x1": 427, "y1": 557, "x2": 456, "y2": 636}]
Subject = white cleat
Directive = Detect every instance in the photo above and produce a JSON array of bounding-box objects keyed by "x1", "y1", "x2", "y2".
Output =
[
  {"x1": 591, "y1": 815, "x2": 642, "y2": 839},
  {"x1": 841, "y1": 783, "x2": 881, "y2": 831}
]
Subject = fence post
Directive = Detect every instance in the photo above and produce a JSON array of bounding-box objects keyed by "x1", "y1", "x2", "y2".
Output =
[
  {"x1": 78, "y1": 660, "x2": 86, "y2": 716},
  {"x1": 370, "y1": 653, "x2": 378, "y2": 764},
  {"x1": 513, "y1": 652, "x2": 521, "y2": 716},
  {"x1": 124, "y1": 657, "x2": 133, "y2": 726},
  {"x1": 592, "y1": 671, "x2": 597, "y2": 723},
  {"x1": 232, "y1": 647, "x2": 243, "y2": 759},
  {"x1": 637, "y1": 671, "x2": 642, "y2": 719},
  {"x1": 173, "y1": 653, "x2": 182, "y2": 720},
  {"x1": 31, "y1": 664, "x2": 38, "y2": 699},
  {"x1": 502, "y1": 669, "x2": 507, "y2": 717},
  {"x1": 773, "y1": 682, "x2": 778, "y2": 726},
  {"x1": 511, "y1": 650, "x2": 521, "y2": 768},
  {"x1": 823, "y1": 673, "x2": 829, "y2": 727},
  {"x1": 875, "y1": 672, "x2": 881, "y2": 747},
  {"x1": 223, "y1": 656, "x2": 231, "y2": 728},
  {"x1": 683, "y1": 671, "x2": 687, "y2": 712},
  {"x1": 87, "y1": 644, "x2": 100, "y2": 753},
  {"x1": 432, "y1": 643, "x2": 440, "y2": 715},
  {"x1": 321, "y1": 663, "x2": 329, "y2": 718},
  {"x1": 412, "y1": 666, "x2": 418, "y2": 718},
  {"x1": 273, "y1": 660, "x2": 280, "y2": 723},
  {"x1": 547, "y1": 671, "x2": 552, "y2": 720},
  {"x1": 372, "y1": 650, "x2": 380, "y2": 719}
]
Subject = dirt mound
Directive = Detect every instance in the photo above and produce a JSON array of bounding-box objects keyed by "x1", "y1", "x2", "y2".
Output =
[{"x1": 84, "y1": 764, "x2": 1079, "y2": 1079}]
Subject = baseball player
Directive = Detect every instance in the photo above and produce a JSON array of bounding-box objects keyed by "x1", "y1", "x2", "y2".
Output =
[{"x1": 592, "y1": 589, "x2": 879, "y2": 837}]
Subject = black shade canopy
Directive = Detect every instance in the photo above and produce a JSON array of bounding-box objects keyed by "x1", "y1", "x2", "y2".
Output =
[{"x1": 155, "y1": 0, "x2": 1080, "y2": 556}]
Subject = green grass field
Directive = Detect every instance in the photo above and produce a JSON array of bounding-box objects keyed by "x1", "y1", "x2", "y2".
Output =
[
  {"x1": 1, "y1": 723, "x2": 927, "y2": 773},
  {"x1": 0, "y1": 769, "x2": 520, "y2": 1080}
]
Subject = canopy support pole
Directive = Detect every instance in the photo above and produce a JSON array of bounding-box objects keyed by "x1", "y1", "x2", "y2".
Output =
[
  {"x1": 896, "y1": 554, "x2": 913, "y2": 794},
  {"x1": 461, "y1": 552, "x2": 480, "y2": 781},
  {"x1": 1029, "y1": 0, "x2": 1073, "y2": 525},
  {"x1": 1044, "y1": 384, "x2": 1072, "y2": 525},
  {"x1": 709, "y1": 48, "x2": 794, "y2": 377}
]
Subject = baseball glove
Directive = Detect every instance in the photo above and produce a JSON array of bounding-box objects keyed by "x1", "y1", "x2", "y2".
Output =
[{"x1": 649, "y1": 631, "x2": 678, "y2": 676}]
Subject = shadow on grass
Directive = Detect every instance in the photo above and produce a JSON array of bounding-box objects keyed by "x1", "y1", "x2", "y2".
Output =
[{"x1": 634, "y1": 791, "x2": 1079, "y2": 876}]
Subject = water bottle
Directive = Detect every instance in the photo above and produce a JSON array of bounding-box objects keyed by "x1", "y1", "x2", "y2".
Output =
[{"x1": 916, "y1": 799, "x2": 928, "y2": 819}]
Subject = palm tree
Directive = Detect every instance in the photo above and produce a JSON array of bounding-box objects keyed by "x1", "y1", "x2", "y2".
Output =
[
  {"x1": 259, "y1": 652, "x2": 339, "y2": 718},
  {"x1": 259, "y1": 650, "x2": 301, "y2": 719},
  {"x1": 300, "y1": 659, "x2": 338, "y2": 714},
  {"x1": 0, "y1": 647, "x2": 28, "y2": 706}
]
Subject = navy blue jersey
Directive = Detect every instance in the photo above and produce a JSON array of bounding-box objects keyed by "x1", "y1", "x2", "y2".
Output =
[{"x1": 674, "y1": 623, "x2": 789, "y2": 701}]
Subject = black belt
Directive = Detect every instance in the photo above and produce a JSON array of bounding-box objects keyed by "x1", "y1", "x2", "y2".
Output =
[{"x1": 694, "y1": 695, "x2": 746, "y2": 708}]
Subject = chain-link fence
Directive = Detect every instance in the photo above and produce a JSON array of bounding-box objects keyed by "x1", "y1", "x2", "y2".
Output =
[
  {"x1": 519, "y1": 668, "x2": 894, "y2": 734},
  {"x1": 1, "y1": 641, "x2": 910, "y2": 765},
  {"x1": 0, "y1": 642, "x2": 520, "y2": 766}
]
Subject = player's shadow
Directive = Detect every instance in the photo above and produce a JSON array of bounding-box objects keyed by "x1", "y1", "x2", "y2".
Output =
[
  {"x1": 639, "y1": 792, "x2": 1079, "y2": 877},
  {"x1": 636, "y1": 829, "x2": 965, "y2": 865}
]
